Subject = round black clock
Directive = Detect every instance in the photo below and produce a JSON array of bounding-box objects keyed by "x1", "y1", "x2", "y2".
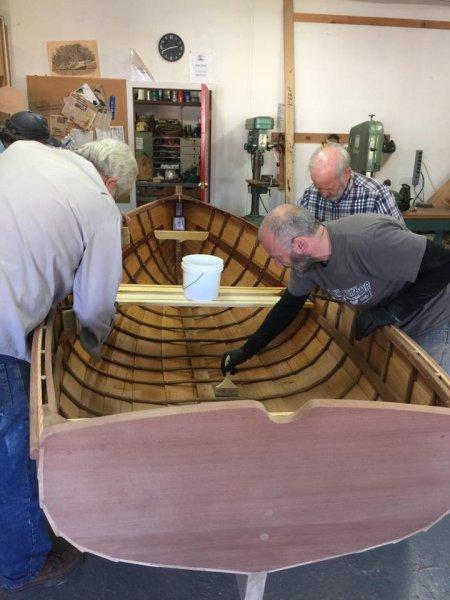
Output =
[{"x1": 158, "y1": 33, "x2": 184, "y2": 62}]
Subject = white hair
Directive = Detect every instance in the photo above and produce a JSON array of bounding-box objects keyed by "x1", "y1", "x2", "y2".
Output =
[
  {"x1": 76, "y1": 139, "x2": 138, "y2": 199},
  {"x1": 308, "y1": 143, "x2": 350, "y2": 178}
]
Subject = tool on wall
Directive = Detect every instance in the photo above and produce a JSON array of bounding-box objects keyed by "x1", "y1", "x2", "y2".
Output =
[
  {"x1": 411, "y1": 149, "x2": 433, "y2": 208},
  {"x1": 243, "y1": 116, "x2": 278, "y2": 226},
  {"x1": 385, "y1": 150, "x2": 432, "y2": 212}
]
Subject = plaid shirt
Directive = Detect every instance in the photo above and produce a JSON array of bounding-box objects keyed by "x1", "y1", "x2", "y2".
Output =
[{"x1": 298, "y1": 173, "x2": 404, "y2": 223}]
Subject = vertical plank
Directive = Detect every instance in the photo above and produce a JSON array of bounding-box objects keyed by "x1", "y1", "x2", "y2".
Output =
[
  {"x1": 29, "y1": 324, "x2": 44, "y2": 460},
  {"x1": 200, "y1": 83, "x2": 211, "y2": 203},
  {"x1": 237, "y1": 572, "x2": 268, "y2": 600},
  {"x1": 284, "y1": 0, "x2": 295, "y2": 202}
]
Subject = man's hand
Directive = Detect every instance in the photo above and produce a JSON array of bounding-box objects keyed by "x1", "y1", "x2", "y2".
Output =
[
  {"x1": 121, "y1": 211, "x2": 131, "y2": 227},
  {"x1": 221, "y1": 349, "x2": 249, "y2": 375},
  {"x1": 354, "y1": 307, "x2": 399, "y2": 341}
]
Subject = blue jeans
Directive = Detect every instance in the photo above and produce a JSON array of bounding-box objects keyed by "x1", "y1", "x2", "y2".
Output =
[
  {"x1": 411, "y1": 320, "x2": 450, "y2": 376},
  {"x1": 0, "y1": 355, "x2": 51, "y2": 590}
]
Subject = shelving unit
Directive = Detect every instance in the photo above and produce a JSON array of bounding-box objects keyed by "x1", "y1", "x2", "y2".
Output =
[
  {"x1": 133, "y1": 85, "x2": 211, "y2": 205},
  {"x1": 135, "y1": 100, "x2": 201, "y2": 107}
]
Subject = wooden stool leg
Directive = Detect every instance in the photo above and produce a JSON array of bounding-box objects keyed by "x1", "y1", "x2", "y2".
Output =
[{"x1": 236, "y1": 572, "x2": 268, "y2": 600}]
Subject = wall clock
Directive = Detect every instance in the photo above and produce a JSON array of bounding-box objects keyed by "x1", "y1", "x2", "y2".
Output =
[{"x1": 158, "y1": 33, "x2": 184, "y2": 62}]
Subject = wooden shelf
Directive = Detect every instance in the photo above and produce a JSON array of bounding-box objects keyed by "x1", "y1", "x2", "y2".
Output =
[
  {"x1": 154, "y1": 230, "x2": 209, "y2": 242},
  {"x1": 135, "y1": 100, "x2": 200, "y2": 107}
]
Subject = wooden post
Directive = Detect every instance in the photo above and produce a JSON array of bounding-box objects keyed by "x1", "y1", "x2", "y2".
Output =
[
  {"x1": 283, "y1": 0, "x2": 295, "y2": 203},
  {"x1": 236, "y1": 572, "x2": 268, "y2": 600}
]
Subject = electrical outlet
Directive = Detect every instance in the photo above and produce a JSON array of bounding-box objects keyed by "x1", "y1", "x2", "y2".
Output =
[{"x1": 412, "y1": 150, "x2": 423, "y2": 187}]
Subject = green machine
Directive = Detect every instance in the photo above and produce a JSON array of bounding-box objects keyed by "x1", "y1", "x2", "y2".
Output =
[
  {"x1": 244, "y1": 116, "x2": 277, "y2": 226},
  {"x1": 348, "y1": 114, "x2": 411, "y2": 211},
  {"x1": 347, "y1": 114, "x2": 384, "y2": 176}
]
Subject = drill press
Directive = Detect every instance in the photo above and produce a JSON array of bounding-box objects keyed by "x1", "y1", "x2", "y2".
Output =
[{"x1": 244, "y1": 116, "x2": 277, "y2": 226}]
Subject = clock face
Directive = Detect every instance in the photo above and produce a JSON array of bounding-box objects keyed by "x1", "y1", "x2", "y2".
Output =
[{"x1": 158, "y1": 33, "x2": 184, "y2": 62}]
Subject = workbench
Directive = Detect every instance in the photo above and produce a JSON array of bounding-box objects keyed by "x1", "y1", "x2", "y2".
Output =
[{"x1": 404, "y1": 207, "x2": 450, "y2": 245}]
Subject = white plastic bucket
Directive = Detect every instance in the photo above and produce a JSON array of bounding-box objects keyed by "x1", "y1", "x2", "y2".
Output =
[{"x1": 182, "y1": 254, "x2": 224, "y2": 301}]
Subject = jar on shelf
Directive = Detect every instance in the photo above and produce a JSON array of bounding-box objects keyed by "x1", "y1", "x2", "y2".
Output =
[{"x1": 136, "y1": 115, "x2": 149, "y2": 131}]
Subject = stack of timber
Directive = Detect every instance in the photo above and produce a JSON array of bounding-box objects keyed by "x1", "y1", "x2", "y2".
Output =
[{"x1": 31, "y1": 197, "x2": 450, "y2": 576}]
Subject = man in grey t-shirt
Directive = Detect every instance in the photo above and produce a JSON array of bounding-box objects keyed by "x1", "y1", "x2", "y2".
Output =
[{"x1": 221, "y1": 205, "x2": 450, "y2": 376}]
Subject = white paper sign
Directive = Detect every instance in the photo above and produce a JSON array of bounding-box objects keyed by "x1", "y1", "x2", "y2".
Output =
[
  {"x1": 95, "y1": 126, "x2": 125, "y2": 142},
  {"x1": 189, "y1": 52, "x2": 211, "y2": 83},
  {"x1": 110, "y1": 126, "x2": 125, "y2": 142}
]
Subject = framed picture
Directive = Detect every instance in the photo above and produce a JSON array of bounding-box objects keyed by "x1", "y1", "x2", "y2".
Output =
[{"x1": 47, "y1": 40, "x2": 101, "y2": 78}]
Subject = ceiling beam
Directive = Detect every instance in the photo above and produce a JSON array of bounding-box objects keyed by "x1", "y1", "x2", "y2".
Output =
[{"x1": 294, "y1": 12, "x2": 450, "y2": 29}]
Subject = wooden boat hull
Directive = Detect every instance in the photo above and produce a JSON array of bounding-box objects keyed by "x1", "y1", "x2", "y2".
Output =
[
  {"x1": 39, "y1": 400, "x2": 450, "y2": 573},
  {"x1": 31, "y1": 197, "x2": 450, "y2": 574}
]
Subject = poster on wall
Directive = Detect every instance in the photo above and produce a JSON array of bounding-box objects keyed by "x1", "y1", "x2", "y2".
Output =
[
  {"x1": 189, "y1": 52, "x2": 212, "y2": 83},
  {"x1": 47, "y1": 40, "x2": 101, "y2": 77}
]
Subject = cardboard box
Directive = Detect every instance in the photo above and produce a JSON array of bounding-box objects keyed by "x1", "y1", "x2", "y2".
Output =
[{"x1": 136, "y1": 155, "x2": 153, "y2": 181}]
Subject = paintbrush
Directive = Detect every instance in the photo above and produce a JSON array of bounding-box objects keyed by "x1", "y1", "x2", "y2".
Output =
[{"x1": 214, "y1": 373, "x2": 239, "y2": 398}]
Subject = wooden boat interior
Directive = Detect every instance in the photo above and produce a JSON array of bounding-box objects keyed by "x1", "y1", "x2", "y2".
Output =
[{"x1": 40, "y1": 197, "x2": 450, "y2": 419}]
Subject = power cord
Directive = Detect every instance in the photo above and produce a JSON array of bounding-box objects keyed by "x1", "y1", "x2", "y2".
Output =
[
  {"x1": 411, "y1": 172, "x2": 425, "y2": 207},
  {"x1": 258, "y1": 193, "x2": 269, "y2": 214},
  {"x1": 421, "y1": 160, "x2": 437, "y2": 193}
]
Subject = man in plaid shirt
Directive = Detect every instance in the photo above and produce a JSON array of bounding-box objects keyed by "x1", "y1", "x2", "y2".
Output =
[{"x1": 298, "y1": 144, "x2": 404, "y2": 223}]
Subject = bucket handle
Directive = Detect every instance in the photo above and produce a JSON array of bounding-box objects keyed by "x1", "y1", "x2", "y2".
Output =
[{"x1": 183, "y1": 272, "x2": 205, "y2": 291}]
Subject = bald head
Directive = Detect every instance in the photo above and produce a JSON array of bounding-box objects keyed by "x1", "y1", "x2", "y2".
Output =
[
  {"x1": 262, "y1": 203, "x2": 299, "y2": 227},
  {"x1": 259, "y1": 204, "x2": 319, "y2": 248},
  {"x1": 308, "y1": 143, "x2": 352, "y2": 201}
]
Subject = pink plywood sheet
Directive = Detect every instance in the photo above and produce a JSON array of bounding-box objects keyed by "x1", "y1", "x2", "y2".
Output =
[{"x1": 38, "y1": 399, "x2": 450, "y2": 574}]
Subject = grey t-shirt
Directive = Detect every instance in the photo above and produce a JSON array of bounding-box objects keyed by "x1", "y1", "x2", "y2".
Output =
[{"x1": 288, "y1": 214, "x2": 450, "y2": 338}]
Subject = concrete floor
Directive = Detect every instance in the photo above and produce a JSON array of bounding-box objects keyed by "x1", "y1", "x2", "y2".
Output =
[{"x1": 9, "y1": 515, "x2": 450, "y2": 600}]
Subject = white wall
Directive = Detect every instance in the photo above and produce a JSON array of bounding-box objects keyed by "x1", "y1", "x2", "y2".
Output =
[
  {"x1": 294, "y1": 0, "x2": 450, "y2": 205},
  {"x1": 0, "y1": 0, "x2": 449, "y2": 214}
]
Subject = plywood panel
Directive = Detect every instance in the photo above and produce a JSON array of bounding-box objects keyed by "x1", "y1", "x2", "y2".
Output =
[{"x1": 40, "y1": 400, "x2": 450, "y2": 573}]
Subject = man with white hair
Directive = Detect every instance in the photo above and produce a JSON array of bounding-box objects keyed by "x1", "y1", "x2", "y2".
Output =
[
  {"x1": 0, "y1": 139, "x2": 137, "y2": 593},
  {"x1": 299, "y1": 143, "x2": 403, "y2": 222}
]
